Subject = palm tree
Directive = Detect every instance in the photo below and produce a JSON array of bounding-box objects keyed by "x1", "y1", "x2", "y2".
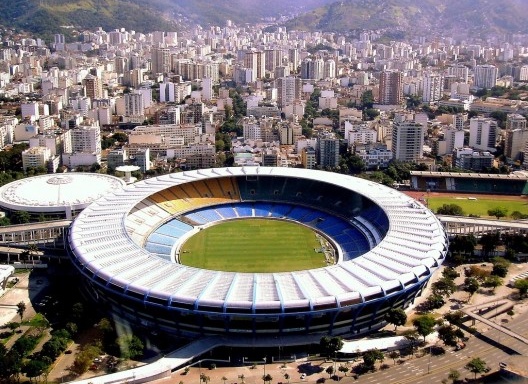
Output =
[{"x1": 16, "y1": 301, "x2": 26, "y2": 322}]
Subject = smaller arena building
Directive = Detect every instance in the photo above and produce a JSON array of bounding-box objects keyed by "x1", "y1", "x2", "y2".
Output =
[
  {"x1": 0, "y1": 173, "x2": 126, "y2": 220},
  {"x1": 410, "y1": 171, "x2": 528, "y2": 195}
]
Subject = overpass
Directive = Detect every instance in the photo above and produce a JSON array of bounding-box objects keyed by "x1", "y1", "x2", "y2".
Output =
[
  {"x1": 460, "y1": 299, "x2": 528, "y2": 346},
  {"x1": 0, "y1": 220, "x2": 71, "y2": 247},
  {"x1": 437, "y1": 215, "x2": 528, "y2": 236}
]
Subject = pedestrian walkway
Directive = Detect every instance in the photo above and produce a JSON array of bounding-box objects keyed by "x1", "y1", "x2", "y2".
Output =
[
  {"x1": 461, "y1": 300, "x2": 528, "y2": 346},
  {"x1": 70, "y1": 337, "x2": 223, "y2": 384},
  {"x1": 509, "y1": 270, "x2": 528, "y2": 284}
]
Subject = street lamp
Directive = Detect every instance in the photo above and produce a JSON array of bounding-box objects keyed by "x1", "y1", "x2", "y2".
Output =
[
  {"x1": 263, "y1": 357, "x2": 266, "y2": 384},
  {"x1": 427, "y1": 345, "x2": 432, "y2": 374}
]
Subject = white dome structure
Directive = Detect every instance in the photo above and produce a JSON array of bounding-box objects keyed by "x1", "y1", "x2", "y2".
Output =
[{"x1": 0, "y1": 173, "x2": 126, "y2": 219}]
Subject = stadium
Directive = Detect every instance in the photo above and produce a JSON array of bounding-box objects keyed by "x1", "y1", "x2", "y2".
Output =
[{"x1": 68, "y1": 167, "x2": 448, "y2": 343}]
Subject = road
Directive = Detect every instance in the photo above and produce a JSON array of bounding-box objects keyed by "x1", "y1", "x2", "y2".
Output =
[{"x1": 357, "y1": 314, "x2": 528, "y2": 383}]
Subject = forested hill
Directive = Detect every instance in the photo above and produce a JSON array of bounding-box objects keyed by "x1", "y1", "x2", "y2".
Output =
[
  {"x1": 0, "y1": 0, "x2": 177, "y2": 40},
  {"x1": 284, "y1": 0, "x2": 528, "y2": 37},
  {"x1": 0, "y1": 0, "x2": 335, "y2": 41}
]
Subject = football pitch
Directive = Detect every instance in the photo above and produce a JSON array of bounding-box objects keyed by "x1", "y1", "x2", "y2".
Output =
[
  {"x1": 427, "y1": 196, "x2": 528, "y2": 217},
  {"x1": 179, "y1": 218, "x2": 326, "y2": 273}
]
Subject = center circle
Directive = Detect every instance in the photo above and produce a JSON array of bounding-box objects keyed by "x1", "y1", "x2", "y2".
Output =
[{"x1": 178, "y1": 218, "x2": 334, "y2": 273}]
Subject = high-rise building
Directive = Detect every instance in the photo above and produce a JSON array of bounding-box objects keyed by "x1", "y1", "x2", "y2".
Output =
[
  {"x1": 379, "y1": 70, "x2": 403, "y2": 105},
  {"x1": 301, "y1": 147, "x2": 316, "y2": 169},
  {"x1": 265, "y1": 49, "x2": 283, "y2": 73},
  {"x1": 317, "y1": 134, "x2": 339, "y2": 168},
  {"x1": 243, "y1": 116, "x2": 261, "y2": 140},
  {"x1": 151, "y1": 47, "x2": 170, "y2": 75},
  {"x1": 201, "y1": 77, "x2": 213, "y2": 101},
  {"x1": 504, "y1": 114, "x2": 528, "y2": 161},
  {"x1": 448, "y1": 64, "x2": 469, "y2": 83},
  {"x1": 453, "y1": 113, "x2": 467, "y2": 131},
  {"x1": 70, "y1": 123, "x2": 101, "y2": 154},
  {"x1": 276, "y1": 76, "x2": 302, "y2": 108},
  {"x1": 422, "y1": 73, "x2": 443, "y2": 103},
  {"x1": 288, "y1": 48, "x2": 300, "y2": 72},
  {"x1": 469, "y1": 117, "x2": 497, "y2": 152},
  {"x1": 300, "y1": 58, "x2": 324, "y2": 80},
  {"x1": 443, "y1": 126, "x2": 465, "y2": 154},
  {"x1": 83, "y1": 74, "x2": 103, "y2": 101},
  {"x1": 243, "y1": 50, "x2": 265, "y2": 80},
  {"x1": 124, "y1": 93, "x2": 144, "y2": 117},
  {"x1": 474, "y1": 64, "x2": 498, "y2": 89},
  {"x1": 391, "y1": 121, "x2": 424, "y2": 161},
  {"x1": 323, "y1": 59, "x2": 336, "y2": 79}
]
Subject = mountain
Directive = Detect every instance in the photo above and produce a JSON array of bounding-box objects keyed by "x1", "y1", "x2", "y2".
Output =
[
  {"x1": 0, "y1": 0, "x2": 178, "y2": 39},
  {"x1": 284, "y1": 0, "x2": 528, "y2": 37},
  {"x1": 0, "y1": 0, "x2": 336, "y2": 40}
]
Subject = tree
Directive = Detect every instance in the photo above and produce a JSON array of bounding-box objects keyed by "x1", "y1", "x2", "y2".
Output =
[
  {"x1": 438, "y1": 325, "x2": 459, "y2": 347},
  {"x1": 484, "y1": 275, "x2": 503, "y2": 293},
  {"x1": 385, "y1": 308, "x2": 407, "y2": 331},
  {"x1": 319, "y1": 336, "x2": 343, "y2": 357},
  {"x1": 444, "y1": 311, "x2": 464, "y2": 327},
  {"x1": 338, "y1": 365, "x2": 349, "y2": 376},
  {"x1": 262, "y1": 373, "x2": 273, "y2": 384},
  {"x1": 511, "y1": 211, "x2": 528, "y2": 220},
  {"x1": 325, "y1": 366, "x2": 334, "y2": 378},
  {"x1": 283, "y1": 373, "x2": 289, "y2": 383},
  {"x1": 447, "y1": 369, "x2": 461, "y2": 384},
  {"x1": 222, "y1": 376, "x2": 228, "y2": 384},
  {"x1": 514, "y1": 278, "x2": 528, "y2": 298},
  {"x1": 117, "y1": 335, "x2": 144, "y2": 359},
  {"x1": 436, "y1": 204, "x2": 464, "y2": 216},
  {"x1": 22, "y1": 359, "x2": 48, "y2": 382},
  {"x1": 491, "y1": 257, "x2": 510, "y2": 278},
  {"x1": 432, "y1": 277, "x2": 457, "y2": 297},
  {"x1": 362, "y1": 349, "x2": 384, "y2": 370},
  {"x1": 12, "y1": 210, "x2": 30, "y2": 224},
  {"x1": 16, "y1": 301, "x2": 26, "y2": 322},
  {"x1": 71, "y1": 302, "x2": 85, "y2": 322},
  {"x1": 413, "y1": 314, "x2": 436, "y2": 342},
  {"x1": 402, "y1": 329, "x2": 420, "y2": 355},
  {"x1": 424, "y1": 294, "x2": 445, "y2": 311},
  {"x1": 388, "y1": 350, "x2": 399, "y2": 365},
  {"x1": 488, "y1": 207, "x2": 508, "y2": 219},
  {"x1": 463, "y1": 277, "x2": 479, "y2": 300},
  {"x1": 442, "y1": 267, "x2": 460, "y2": 281},
  {"x1": 465, "y1": 357, "x2": 488, "y2": 379}
]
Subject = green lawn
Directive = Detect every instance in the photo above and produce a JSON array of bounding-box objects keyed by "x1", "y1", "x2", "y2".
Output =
[
  {"x1": 179, "y1": 219, "x2": 326, "y2": 273},
  {"x1": 427, "y1": 197, "x2": 528, "y2": 218}
]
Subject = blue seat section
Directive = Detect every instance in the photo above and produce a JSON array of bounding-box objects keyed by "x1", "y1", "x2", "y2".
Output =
[
  {"x1": 337, "y1": 227, "x2": 371, "y2": 261},
  {"x1": 236, "y1": 175, "x2": 365, "y2": 218},
  {"x1": 148, "y1": 233, "x2": 177, "y2": 246},
  {"x1": 270, "y1": 203, "x2": 292, "y2": 217},
  {"x1": 145, "y1": 219, "x2": 194, "y2": 258},
  {"x1": 253, "y1": 202, "x2": 273, "y2": 217},
  {"x1": 215, "y1": 205, "x2": 238, "y2": 219},
  {"x1": 145, "y1": 243, "x2": 173, "y2": 255},
  {"x1": 234, "y1": 205, "x2": 253, "y2": 217},
  {"x1": 183, "y1": 212, "x2": 208, "y2": 225},
  {"x1": 360, "y1": 205, "x2": 390, "y2": 235},
  {"x1": 156, "y1": 220, "x2": 194, "y2": 237}
]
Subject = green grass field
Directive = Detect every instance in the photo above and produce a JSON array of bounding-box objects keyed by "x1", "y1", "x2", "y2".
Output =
[
  {"x1": 427, "y1": 196, "x2": 528, "y2": 218},
  {"x1": 179, "y1": 219, "x2": 326, "y2": 273}
]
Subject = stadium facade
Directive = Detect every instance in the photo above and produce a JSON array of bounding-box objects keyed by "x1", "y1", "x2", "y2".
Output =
[{"x1": 68, "y1": 167, "x2": 448, "y2": 342}]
